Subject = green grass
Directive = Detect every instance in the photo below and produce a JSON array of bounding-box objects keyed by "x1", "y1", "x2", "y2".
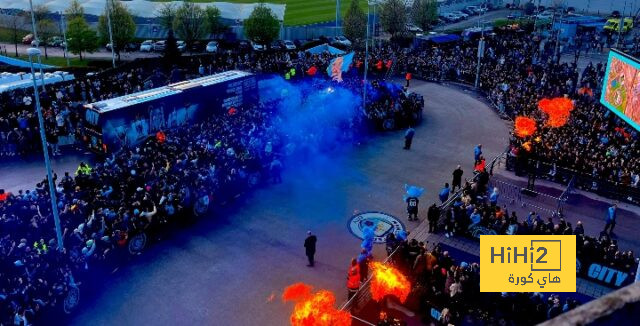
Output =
[
  {"x1": 0, "y1": 26, "x2": 30, "y2": 43},
  {"x1": 16, "y1": 55, "x2": 91, "y2": 68},
  {"x1": 151, "y1": 0, "x2": 368, "y2": 26}
]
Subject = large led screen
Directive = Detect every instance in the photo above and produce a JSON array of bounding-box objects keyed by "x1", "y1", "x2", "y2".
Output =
[{"x1": 601, "y1": 49, "x2": 640, "y2": 131}]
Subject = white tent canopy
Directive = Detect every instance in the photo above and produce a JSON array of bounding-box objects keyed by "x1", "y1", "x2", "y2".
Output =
[{"x1": 0, "y1": 0, "x2": 286, "y2": 20}]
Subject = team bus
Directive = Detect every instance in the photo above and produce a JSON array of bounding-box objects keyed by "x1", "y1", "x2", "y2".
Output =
[{"x1": 82, "y1": 70, "x2": 258, "y2": 153}]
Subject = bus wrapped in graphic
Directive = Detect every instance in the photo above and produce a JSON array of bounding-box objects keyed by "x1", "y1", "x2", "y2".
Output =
[{"x1": 82, "y1": 70, "x2": 257, "y2": 153}]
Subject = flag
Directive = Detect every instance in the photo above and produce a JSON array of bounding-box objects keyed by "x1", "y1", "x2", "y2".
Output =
[{"x1": 326, "y1": 52, "x2": 354, "y2": 82}]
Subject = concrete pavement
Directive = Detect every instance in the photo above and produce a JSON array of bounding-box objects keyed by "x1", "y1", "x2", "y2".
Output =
[{"x1": 64, "y1": 80, "x2": 510, "y2": 325}]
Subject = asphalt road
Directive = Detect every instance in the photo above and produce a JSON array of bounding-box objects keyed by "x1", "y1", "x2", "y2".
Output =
[
  {"x1": 0, "y1": 42, "x2": 160, "y2": 61},
  {"x1": 57, "y1": 80, "x2": 509, "y2": 325}
]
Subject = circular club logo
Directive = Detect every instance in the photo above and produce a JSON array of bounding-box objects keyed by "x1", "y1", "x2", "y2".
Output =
[{"x1": 348, "y1": 212, "x2": 405, "y2": 244}]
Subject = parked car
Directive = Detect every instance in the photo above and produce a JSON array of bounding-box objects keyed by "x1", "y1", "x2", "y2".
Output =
[
  {"x1": 238, "y1": 40, "x2": 251, "y2": 52},
  {"x1": 205, "y1": 41, "x2": 218, "y2": 53},
  {"x1": 451, "y1": 11, "x2": 469, "y2": 19},
  {"x1": 251, "y1": 42, "x2": 265, "y2": 51},
  {"x1": 406, "y1": 24, "x2": 423, "y2": 33},
  {"x1": 443, "y1": 13, "x2": 462, "y2": 22},
  {"x1": 282, "y1": 40, "x2": 296, "y2": 50},
  {"x1": 153, "y1": 40, "x2": 166, "y2": 51},
  {"x1": 49, "y1": 36, "x2": 63, "y2": 47},
  {"x1": 332, "y1": 36, "x2": 352, "y2": 47},
  {"x1": 176, "y1": 40, "x2": 186, "y2": 52},
  {"x1": 22, "y1": 34, "x2": 34, "y2": 44},
  {"x1": 124, "y1": 42, "x2": 138, "y2": 51},
  {"x1": 190, "y1": 41, "x2": 205, "y2": 52},
  {"x1": 139, "y1": 40, "x2": 153, "y2": 52},
  {"x1": 270, "y1": 40, "x2": 283, "y2": 51}
]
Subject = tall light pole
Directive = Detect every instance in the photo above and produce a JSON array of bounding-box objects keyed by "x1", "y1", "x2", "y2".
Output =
[
  {"x1": 27, "y1": 48, "x2": 64, "y2": 252},
  {"x1": 106, "y1": 0, "x2": 116, "y2": 68},
  {"x1": 363, "y1": 2, "x2": 370, "y2": 108},
  {"x1": 28, "y1": 0, "x2": 46, "y2": 91},
  {"x1": 615, "y1": 0, "x2": 628, "y2": 49},
  {"x1": 336, "y1": 0, "x2": 340, "y2": 37},
  {"x1": 60, "y1": 12, "x2": 70, "y2": 67}
]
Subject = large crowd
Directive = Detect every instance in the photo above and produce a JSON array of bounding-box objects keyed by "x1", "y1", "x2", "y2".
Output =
[
  {"x1": 1, "y1": 25, "x2": 640, "y2": 325},
  {"x1": 396, "y1": 31, "x2": 640, "y2": 192}
]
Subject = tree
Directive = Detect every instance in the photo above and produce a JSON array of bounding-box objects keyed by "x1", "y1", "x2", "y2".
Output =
[
  {"x1": 204, "y1": 5, "x2": 227, "y2": 38},
  {"x1": 98, "y1": 0, "x2": 136, "y2": 60},
  {"x1": 343, "y1": 0, "x2": 367, "y2": 42},
  {"x1": 380, "y1": 0, "x2": 408, "y2": 37},
  {"x1": 173, "y1": 2, "x2": 206, "y2": 48},
  {"x1": 411, "y1": 0, "x2": 438, "y2": 31},
  {"x1": 5, "y1": 14, "x2": 24, "y2": 57},
  {"x1": 37, "y1": 19, "x2": 58, "y2": 59},
  {"x1": 164, "y1": 29, "x2": 180, "y2": 61},
  {"x1": 244, "y1": 4, "x2": 280, "y2": 45},
  {"x1": 66, "y1": 16, "x2": 98, "y2": 60},
  {"x1": 156, "y1": 3, "x2": 176, "y2": 30},
  {"x1": 65, "y1": 0, "x2": 84, "y2": 20}
]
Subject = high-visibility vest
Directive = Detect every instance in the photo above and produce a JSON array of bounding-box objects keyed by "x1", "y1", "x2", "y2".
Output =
[{"x1": 347, "y1": 265, "x2": 361, "y2": 290}]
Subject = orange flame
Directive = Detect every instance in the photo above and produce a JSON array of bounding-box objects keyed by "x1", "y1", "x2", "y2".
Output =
[
  {"x1": 522, "y1": 141, "x2": 533, "y2": 152},
  {"x1": 282, "y1": 283, "x2": 351, "y2": 326},
  {"x1": 369, "y1": 262, "x2": 411, "y2": 303},
  {"x1": 514, "y1": 116, "x2": 537, "y2": 138},
  {"x1": 538, "y1": 97, "x2": 574, "y2": 128}
]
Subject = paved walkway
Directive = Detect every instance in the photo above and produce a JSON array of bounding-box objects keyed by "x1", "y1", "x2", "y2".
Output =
[{"x1": 64, "y1": 80, "x2": 510, "y2": 325}]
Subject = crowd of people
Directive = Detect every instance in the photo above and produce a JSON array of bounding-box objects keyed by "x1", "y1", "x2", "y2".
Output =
[
  {"x1": 2, "y1": 25, "x2": 640, "y2": 325},
  {"x1": 0, "y1": 44, "x2": 424, "y2": 323},
  {"x1": 395, "y1": 30, "x2": 640, "y2": 194},
  {"x1": 0, "y1": 48, "x2": 423, "y2": 160}
]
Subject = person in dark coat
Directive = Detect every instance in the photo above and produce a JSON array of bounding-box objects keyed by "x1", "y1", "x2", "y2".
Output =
[
  {"x1": 427, "y1": 203, "x2": 440, "y2": 233},
  {"x1": 452, "y1": 165, "x2": 463, "y2": 192},
  {"x1": 404, "y1": 127, "x2": 415, "y2": 150},
  {"x1": 304, "y1": 231, "x2": 317, "y2": 267}
]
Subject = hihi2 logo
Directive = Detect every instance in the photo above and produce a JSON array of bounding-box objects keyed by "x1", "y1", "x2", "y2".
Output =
[{"x1": 480, "y1": 235, "x2": 576, "y2": 292}]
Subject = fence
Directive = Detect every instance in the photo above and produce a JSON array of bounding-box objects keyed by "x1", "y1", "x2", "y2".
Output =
[
  {"x1": 507, "y1": 158, "x2": 640, "y2": 205},
  {"x1": 339, "y1": 147, "x2": 508, "y2": 316}
]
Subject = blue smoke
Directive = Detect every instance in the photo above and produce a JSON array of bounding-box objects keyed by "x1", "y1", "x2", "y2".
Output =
[{"x1": 258, "y1": 76, "x2": 364, "y2": 158}]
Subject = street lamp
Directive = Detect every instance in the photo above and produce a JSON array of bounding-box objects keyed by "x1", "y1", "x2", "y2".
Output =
[
  {"x1": 28, "y1": 0, "x2": 46, "y2": 91},
  {"x1": 363, "y1": 1, "x2": 371, "y2": 108},
  {"x1": 106, "y1": 0, "x2": 116, "y2": 68},
  {"x1": 27, "y1": 47, "x2": 64, "y2": 252}
]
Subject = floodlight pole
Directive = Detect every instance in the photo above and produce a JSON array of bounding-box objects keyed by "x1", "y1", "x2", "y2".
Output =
[
  {"x1": 336, "y1": 0, "x2": 340, "y2": 37},
  {"x1": 27, "y1": 48, "x2": 64, "y2": 252},
  {"x1": 106, "y1": 0, "x2": 116, "y2": 68},
  {"x1": 28, "y1": 0, "x2": 46, "y2": 91},
  {"x1": 363, "y1": 2, "x2": 370, "y2": 108},
  {"x1": 60, "y1": 12, "x2": 70, "y2": 66},
  {"x1": 616, "y1": 0, "x2": 628, "y2": 49}
]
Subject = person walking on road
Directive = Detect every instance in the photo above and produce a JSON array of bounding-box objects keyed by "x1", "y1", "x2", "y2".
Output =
[
  {"x1": 474, "y1": 144, "x2": 483, "y2": 163},
  {"x1": 427, "y1": 203, "x2": 440, "y2": 233},
  {"x1": 439, "y1": 183, "x2": 450, "y2": 204},
  {"x1": 404, "y1": 127, "x2": 415, "y2": 150},
  {"x1": 452, "y1": 165, "x2": 464, "y2": 192},
  {"x1": 304, "y1": 231, "x2": 317, "y2": 267},
  {"x1": 603, "y1": 203, "x2": 617, "y2": 235}
]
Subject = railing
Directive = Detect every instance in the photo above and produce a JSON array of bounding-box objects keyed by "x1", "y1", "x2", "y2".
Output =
[
  {"x1": 339, "y1": 147, "x2": 509, "y2": 314},
  {"x1": 510, "y1": 159, "x2": 640, "y2": 205}
]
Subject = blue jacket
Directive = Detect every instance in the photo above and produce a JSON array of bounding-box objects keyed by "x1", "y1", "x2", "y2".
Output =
[
  {"x1": 439, "y1": 187, "x2": 450, "y2": 202},
  {"x1": 606, "y1": 206, "x2": 616, "y2": 222},
  {"x1": 474, "y1": 146, "x2": 482, "y2": 160}
]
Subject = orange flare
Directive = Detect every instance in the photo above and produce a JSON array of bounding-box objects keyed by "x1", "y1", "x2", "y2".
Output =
[
  {"x1": 538, "y1": 97, "x2": 574, "y2": 128},
  {"x1": 283, "y1": 283, "x2": 351, "y2": 326},
  {"x1": 514, "y1": 116, "x2": 537, "y2": 138},
  {"x1": 370, "y1": 262, "x2": 411, "y2": 303}
]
